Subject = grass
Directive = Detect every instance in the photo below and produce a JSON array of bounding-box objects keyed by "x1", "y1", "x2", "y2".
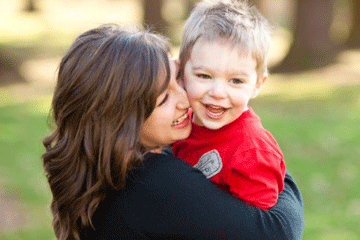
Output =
[
  {"x1": 253, "y1": 84, "x2": 360, "y2": 240},
  {"x1": 0, "y1": 96, "x2": 54, "y2": 240},
  {"x1": 1, "y1": 83, "x2": 359, "y2": 239}
]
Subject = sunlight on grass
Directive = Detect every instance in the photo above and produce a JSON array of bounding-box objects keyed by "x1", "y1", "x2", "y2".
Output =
[
  {"x1": 0, "y1": 13, "x2": 46, "y2": 44},
  {"x1": 27, "y1": 96, "x2": 52, "y2": 115},
  {"x1": 262, "y1": 74, "x2": 336, "y2": 100},
  {"x1": 0, "y1": 89, "x2": 16, "y2": 106}
]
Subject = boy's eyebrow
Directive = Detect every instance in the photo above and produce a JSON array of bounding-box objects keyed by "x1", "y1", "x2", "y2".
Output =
[
  {"x1": 192, "y1": 65, "x2": 250, "y2": 77},
  {"x1": 227, "y1": 70, "x2": 250, "y2": 77},
  {"x1": 191, "y1": 65, "x2": 206, "y2": 70}
]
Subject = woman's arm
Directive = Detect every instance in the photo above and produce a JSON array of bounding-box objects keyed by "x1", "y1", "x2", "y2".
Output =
[
  {"x1": 161, "y1": 149, "x2": 304, "y2": 239},
  {"x1": 93, "y1": 153, "x2": 304, "y2": 239}
]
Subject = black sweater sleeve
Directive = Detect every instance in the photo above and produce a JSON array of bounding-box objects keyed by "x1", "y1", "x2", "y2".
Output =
[{"x1": 93, "y1": 153, "x2": 304, "y2": 240}]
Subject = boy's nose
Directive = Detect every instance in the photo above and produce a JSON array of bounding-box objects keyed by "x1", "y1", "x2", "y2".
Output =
[{"x1": 209, "y1": 80, "x2": 227, "y2": 99}]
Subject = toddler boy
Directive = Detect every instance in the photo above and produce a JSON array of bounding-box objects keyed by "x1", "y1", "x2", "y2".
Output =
[{"x1": 173, "y1": 0, "x2": 285, "y2": 210}]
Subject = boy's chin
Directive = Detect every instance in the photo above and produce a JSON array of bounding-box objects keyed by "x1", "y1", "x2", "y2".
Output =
[
  {"x1": 193, "y1": 115, "x2": 230, "y2": 130},
  {"x1": 199, "y1": 120, "x2": 227, "y2": 130}
]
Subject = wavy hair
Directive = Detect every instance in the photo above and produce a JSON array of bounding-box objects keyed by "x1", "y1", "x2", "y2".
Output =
[{"x1": 42, "y1": 24, "x2": 170, "y2": 240}]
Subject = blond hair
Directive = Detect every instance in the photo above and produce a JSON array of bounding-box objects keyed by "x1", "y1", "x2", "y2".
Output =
[{"x1": 179, "y1": 0, "x2": 272, "y2": 80}]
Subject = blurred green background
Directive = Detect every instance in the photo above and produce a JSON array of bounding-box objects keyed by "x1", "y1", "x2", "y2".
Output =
[{"x1": 0, "y1": 0, "x2": 359, "y2": 239}]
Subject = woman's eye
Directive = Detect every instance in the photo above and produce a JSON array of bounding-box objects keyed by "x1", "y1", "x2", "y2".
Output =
[
  {"x1": 176, "y1": 70, "x2": 182, "y2": 80},
  {"x1": 196, "y1": 73, "x2": 211, "y2": 79},
  {"x1": 158, "y1": 94, "x2": 169, "y2": 106},
  {"x1": 230, "y1": 78, "x2": 243, "y2": 85}
]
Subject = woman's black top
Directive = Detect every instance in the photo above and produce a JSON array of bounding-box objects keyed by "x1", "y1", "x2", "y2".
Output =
[{"x1": 86, "y1": 152, "x2": 304, "y2": 239}]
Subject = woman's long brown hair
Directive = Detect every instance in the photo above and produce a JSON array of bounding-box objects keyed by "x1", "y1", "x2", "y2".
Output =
[{"x1": 42, "y1": 24, "x2": 170, "y2": 240}]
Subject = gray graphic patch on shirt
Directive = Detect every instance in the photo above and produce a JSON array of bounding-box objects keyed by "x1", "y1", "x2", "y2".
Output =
[{"x1": 194, "y1": 149, "x2": 223, "y2": 179}]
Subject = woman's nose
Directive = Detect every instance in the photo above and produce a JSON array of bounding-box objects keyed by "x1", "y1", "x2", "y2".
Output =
[{"x1": 208, "y1": 80, "x2": 227, "y2": 99}]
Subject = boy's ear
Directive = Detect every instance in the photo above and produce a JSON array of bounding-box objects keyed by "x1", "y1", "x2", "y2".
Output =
[
  {"x1": 175, "y1": 59, "x2": 186, "y2": 89},
  {"x1": 251, "y1": 74, "x2": 268, "y2": 99}
]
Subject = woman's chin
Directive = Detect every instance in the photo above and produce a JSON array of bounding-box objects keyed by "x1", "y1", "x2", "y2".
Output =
[{"x1": 173, "y1": 125, "x2": 192, "y2": 143}]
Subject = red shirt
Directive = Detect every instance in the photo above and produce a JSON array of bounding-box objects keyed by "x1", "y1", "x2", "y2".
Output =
[{"x1": 173, "y1": 108, "x2": 286, "y2": 210}]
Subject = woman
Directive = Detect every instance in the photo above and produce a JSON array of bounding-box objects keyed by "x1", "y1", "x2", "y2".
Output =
[{"x1": 43, "y1": 24, "x2": 303, "y2": 240}]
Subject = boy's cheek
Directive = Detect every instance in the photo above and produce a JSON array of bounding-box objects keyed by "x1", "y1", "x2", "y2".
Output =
[{"x1": 184, "y1": 90, "x2": 198, "y2": 103}]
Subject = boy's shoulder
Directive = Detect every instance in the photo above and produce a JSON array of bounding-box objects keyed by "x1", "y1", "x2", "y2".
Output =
[{"x1": 230, "y1": 109, "x2": 282, "y2": 155}]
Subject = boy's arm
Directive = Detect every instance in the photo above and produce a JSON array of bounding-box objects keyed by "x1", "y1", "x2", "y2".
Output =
[{"x1": 228, "y1": 148, "x2": 286, "y2": 209}]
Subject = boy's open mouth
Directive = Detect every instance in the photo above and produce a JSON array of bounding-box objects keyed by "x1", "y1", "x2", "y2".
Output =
[{"x1": 205, "y1": 104, "x2": 228, "y2": 118}]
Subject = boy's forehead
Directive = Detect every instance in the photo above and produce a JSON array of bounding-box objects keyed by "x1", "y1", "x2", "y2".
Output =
[{"x1": 191, "y1": 37, "x2": 253, "y2": 58}]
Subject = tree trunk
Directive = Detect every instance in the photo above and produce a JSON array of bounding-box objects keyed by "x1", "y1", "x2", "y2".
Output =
[
  {"x1": 184, "y1": 0, "x2": 197, "y2": 18},
  {"x1": 345, "y1": 0, "x2": 360, "y2": 48},
  {"x1": 143, "y1": 0, "x2": 168, "y2": 36},
  {"x1": 23, "y1": 0, "x2": 38, "y2": 13},
  {"x1": 0, "y1": 48, "x2": 25, "y2": 86},
  {"x1": 271, "y1": 0, "x2": 339, "y2": 73}
]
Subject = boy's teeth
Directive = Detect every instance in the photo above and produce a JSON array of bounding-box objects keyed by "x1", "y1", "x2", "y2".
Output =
[
  {"x1": 207, "y1": 105, "x2": 225, "y2": 114},
  {"x1": 209, "y1": 111, "x2": 224, "y2": 116},
  {"x1": 172, "y1": 113, "x2": 188, "y2": 125},
  {"x1": 210, "y1": 105, "x2": 222, "y2": 109}
]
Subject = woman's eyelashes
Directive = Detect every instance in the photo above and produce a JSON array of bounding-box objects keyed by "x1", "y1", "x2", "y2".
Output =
[
  {"x1": 176, "y1": 69, "x2": 182, "y2": 80},
  {"x1": 158, "y1": 94, "x2": 169, "y2": 106}
]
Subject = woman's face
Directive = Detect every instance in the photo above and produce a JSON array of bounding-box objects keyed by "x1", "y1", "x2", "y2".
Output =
[{"x1": 140, "y1": 60, "x2": 192, "y2": 151}]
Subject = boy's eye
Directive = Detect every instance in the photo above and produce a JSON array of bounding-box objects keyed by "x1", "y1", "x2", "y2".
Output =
[
  {"x1": 230, "y1": 78, "x2": 244, "y2": 85},
  {"x1": 196, "y1": 73, "x2": 211, "y2": 79},
  {"x1": 158, "y1": 94, "x2": 169, "y2": 106}
]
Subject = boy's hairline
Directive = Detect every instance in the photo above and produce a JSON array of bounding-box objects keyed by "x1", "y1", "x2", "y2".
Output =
[{"x1": 180, "y1": 35, "x2": 269, "y2": 80}]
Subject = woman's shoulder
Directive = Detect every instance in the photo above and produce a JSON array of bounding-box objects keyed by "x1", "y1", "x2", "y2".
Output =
[
  {"x1": 145, "y1": 151, "x2": 189, "y2": 167},
  {"x1": 140, "y1": 152, "x2": 199, "y2": 183}
]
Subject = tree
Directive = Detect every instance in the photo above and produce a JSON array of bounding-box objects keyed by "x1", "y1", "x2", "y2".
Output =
[
  {"x1": 23, "y1": 0, "x2": 38, "y2": 13},
  {"x1": 345, "y1": 0, "x2": 360, "y2": 48},
  {"x1": 271, "y1": 0, "x2": 339, "y2": 73},
  {"x1": 0, "y1": 48, "x2": 25, "y2": 86},
  {"x1": 143, "y1": 0, "x2": 168, "y2": 36},
  {"x1": 184, "y1": 0, "x2": 197, "y2": 18}
]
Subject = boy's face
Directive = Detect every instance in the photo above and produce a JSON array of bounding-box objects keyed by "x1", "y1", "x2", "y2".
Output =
[{"x1": 183, "y1": 38, "x2": 266, "y2": 130}]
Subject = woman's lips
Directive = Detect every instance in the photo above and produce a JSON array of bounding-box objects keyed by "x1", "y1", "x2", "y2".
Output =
[{"x1": 172, "y1": 112, "x2": 190, "y2": 128}]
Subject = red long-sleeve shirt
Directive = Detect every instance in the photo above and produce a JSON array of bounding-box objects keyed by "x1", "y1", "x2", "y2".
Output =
[{"x1": 173, "y1": 108, "x2": 286, "y2": 210}]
